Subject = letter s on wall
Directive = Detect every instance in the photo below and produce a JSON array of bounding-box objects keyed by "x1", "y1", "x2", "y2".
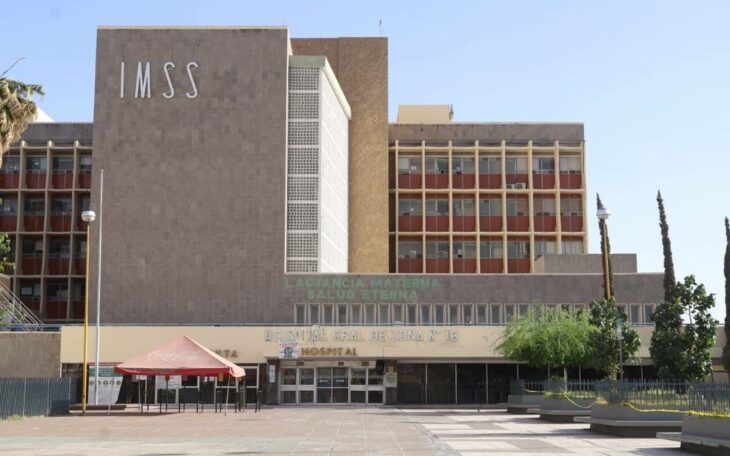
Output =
[
  {"x1": 162, "y1": 62, "x2": 176, "y2": 99},
  {"x1": 186, "y1": 62, "x2": 199, "y2": 99}
]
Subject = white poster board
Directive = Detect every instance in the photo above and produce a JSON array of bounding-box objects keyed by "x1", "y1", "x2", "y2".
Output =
[
  {"x1": 87, "y1": 365, "x2": 123, "y2": 406},
  {"x1": 278, "y1": 338, "x2": 299, "y2": 359},
  {"x1": 155, "y1": 375, "x2": 182, "y2": 390}
]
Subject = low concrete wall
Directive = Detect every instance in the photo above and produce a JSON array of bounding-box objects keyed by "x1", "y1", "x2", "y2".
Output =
[
  {"x1": 0, "y1": 332, "x2": 61, "y2": 378},
  {"x1": 508, "y1": 394, "x2": 543, "y2": 406},
  {"x1": 592, "y1": 403, "x2": 685, "y2": 422},
  {"x1": 541, "y1": 396, "x2": 593, "y2": 411},
  {"x1": 682, "y1": 415, "x2": 730, "y2": 440}
]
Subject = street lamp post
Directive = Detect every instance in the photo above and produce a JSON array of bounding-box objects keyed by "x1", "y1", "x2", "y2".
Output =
[
  {"x1": 597, "y1": 206, "x2": 612, "y2": 300},
  {"x1": 80, "y1": 210, "x2": 96, "y2": 414},
  {"x1": 616, "y1": 319, "x2": 624, "y2": 380},
  {"x1": 93, "y1": 169, "x2": 104, "y2": 405}
]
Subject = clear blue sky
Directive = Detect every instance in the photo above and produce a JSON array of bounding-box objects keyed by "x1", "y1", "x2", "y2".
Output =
[{"x1": 6, "y1": 1, "x2": 729, "y2": 321}]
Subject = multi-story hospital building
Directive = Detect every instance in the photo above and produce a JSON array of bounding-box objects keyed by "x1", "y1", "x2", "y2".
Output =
[{"x1": 2, "y1": 26, "x2": 725, "y2": 405}]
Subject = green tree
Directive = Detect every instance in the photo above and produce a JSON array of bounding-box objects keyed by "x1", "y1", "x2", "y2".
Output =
[
  {"x1": 596, "y1": 194, "x2": 614, "y2": 298},
  {"x1": 497, "y1": 306, "x2": 593, "y2": 380},
  {"x1": 587, "y1": 298, "x2": 640, "y2": 379},
  {"x1": 651, "y1": 275, "x2": 718, "y2": 382},
  {"x1": 722, "y1": 217, "x2": 730, "y2": 376},
  {"x1": 657, "y1": 191, "x2": 676, "y2": 302}
]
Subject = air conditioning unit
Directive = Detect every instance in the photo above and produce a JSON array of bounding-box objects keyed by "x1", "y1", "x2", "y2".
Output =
[
  {"x1": 506, "y1": 184, "x2": 516, "y2": 189},
  {"x1": 515, "y1": 183, "x2": 527, "y2": 189}
]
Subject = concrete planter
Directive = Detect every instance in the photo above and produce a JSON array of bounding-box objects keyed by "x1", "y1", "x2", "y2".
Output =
[
  {"x1": 677, "y1": 415, "x2": 730, "y2": 456},
  {"x1": 584, "y1": 404, "x2": 684, "y2": 437},
  {"x1": 506, "y1": 394, "x2": 543, "y2": 414},
  {"x1": 538, "y1": 396, "x2": 592, "y2": 423}
]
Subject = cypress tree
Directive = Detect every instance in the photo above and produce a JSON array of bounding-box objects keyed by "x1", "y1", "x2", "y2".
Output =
[
  {"x1": 596, "y1": 194, "x2": 614, "y2": 298},
  {"x1": 657, "y1": 191, "x2": 676, "y2": 302},
  {"x1": 722, "y1": 217, "x2": 730, "y2": 376}
]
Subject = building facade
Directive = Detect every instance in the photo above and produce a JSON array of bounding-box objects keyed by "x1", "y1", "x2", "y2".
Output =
[{"x1": 4, "y1": 26, "x2": 727, "y2": 405}]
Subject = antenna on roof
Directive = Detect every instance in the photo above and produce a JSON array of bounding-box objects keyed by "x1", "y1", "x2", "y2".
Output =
[{"x1": 379, "y1": 19, "x2": 383, "y2": 37}]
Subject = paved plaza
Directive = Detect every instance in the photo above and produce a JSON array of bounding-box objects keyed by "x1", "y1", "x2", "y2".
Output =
[{"x1": 0, "y1": 407, "x2": 686, "y2": 455}]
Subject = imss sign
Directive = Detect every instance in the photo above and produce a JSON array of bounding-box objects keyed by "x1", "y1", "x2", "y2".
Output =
[{"x1": 119, "y1": 61, "x2": 199, "y2": 99}]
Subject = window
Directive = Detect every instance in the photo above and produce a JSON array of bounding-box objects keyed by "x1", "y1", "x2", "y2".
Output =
[
  {"x1": 452, "y1": 156, "x2": 474, "y2": 174},
  {"x1": 534, "y1": 239, "x2": 557, "y2": 259},
  {"x1": 398, "y1": 241, "x2": 422, "y2": 259},
  {"x1": 449, "y1": 304, "x2": 459, "y2": 324},
  {"x1": 504, "y1": 304, "x2": 516, "y2": 322},
  {"x1": 351, "y1": 304, "x2": 362, "y2": 325},
  {"x1": 364, "y1": 304, "x2": 376, "y2": 324},
  {"x1": 78, "y1": 196, "x2": 90, "y2": 212},
  {"x1": 406, "y1": 304, "x2": 417, "y2": 325},
  {"x1": 490, "y1": 304, "x2": 502, "y2": 324},
  {"x1": 393, "y1": 304, "x2": 404, "y2": 324},
  {"x1": 561, "y1": 240, "x2": 584, "y2": 254},
  {"x1": 22, "y1": 238, "x2": 43, "y2": 255},
  {"x1": 322, "y1": 304, "x2": 334, "y2": 325},
  {"x1": 79, "y1": 156, "x2": 92, "y2": 172},
  {"x1": 24, "y1": 197, "x2": 45, "y2": 214},
  {"x1": 630, "y1": 304, "x2": 640, "y2": 324},
  {"x1": 559, "y1": 154, "x2": 581, "y2": 173},
  {"x1": 532, "y1": 156, "x2": 554, "y2": 174},
  {"x1": 506, "y1": 198, "x2": 528, "y2": 216},
  {"x1": 1, "y1": 156, "x2": 20, "y2": 172},
  {"x1": 476, "y1": 304, "x2": 487, "y2": 324},
  {"x1": 534, "y1": 197, "x2": 556, "y2": 216},
  {"x1": 296, "y1": 304, "x2": 306, "y2": 324},
  {"x1": 463, "y1": 304, "x2": 473, "y2": 324},
  {"x1": 479, "y1": 198, "x2": 501, "y2": 216},
  {"x1": 26, "y1": 156, "x2": 47, "y2": 171},
  {"x1": 51, "y1": 197, "x2": 72, "y2": 215},
  {"x1": 434, "y1": 304, "x2": 445, "y2": 324},
  {"x1": 20, "y1": 282, "x2": 41, "y2": 299},
  {"x1": 420, "y1": 304, "x2": 431, "y2": 325},
  {"x1": 518, "y1": 304, "x2": 530, "y2": 316},
  {"x1": 425, "y1": 199, "x2": 449, "y2": 216},
  {"x1": 426, "y1": 241, "x2": 449, "y2": 259},
  {"x1": 309, "y1": 304, "x2": 320, "y2": 324},
  {"x1": 378, "y1": 304, "x2": 390, "y2": 324},
  {"x1": 398, "y1": 157, "x2": 421, "y2": 174},
  {"x1": 337, "y1": 303, "x2": 347, "y2": 324},
  {"x1": 452, "y1": 199, "x2": 475, "y2": 216},
  {"x1": 453, "y1": 240, "x2": 476, "y2": 259},
  {"x1": 644, "y1": 304, "x2": 655, "y2": 323},
  {"x1": 282, "y1": 368, "x2": 297, "y2": 385},
  {"x1": 299, "y1": 368, "x2": 314, "y2": 385},
  {"x1": 507, "y1": 241, "x2": 529, "y2": 259},
  {"x1": 47, "y1": 281, "x2": 68, "y2": 300},
  {"x1": 479, "y1": 156, "x2": 501, "y2": 174},
  {"x1": 617, "y1": 304, "x2": 628, "y2": 319},
  {"x1": 1, "y1": 198, "x2": 17, "y2": 215},
  {"x1": 480, "y1": 241, "x2": 503, "y2": 259},
  {"x1": 560, "y1": 197, "x2": 583, "y2": 216},
  {"x1": 53, "y1": 156, "x2": 74, "y2": 173},
  {"x1": 425, "y1": 156, "x2": 448, "y2": 174},
  {"x1": 49, "y1": 238, "x2": 70, "y2": 256},
  {"x1": 505, "y1": 156, "x2": 528, "y2": 174},
  {"x1": 398, "y1": 198, "x2": 422, "y2": 216}
]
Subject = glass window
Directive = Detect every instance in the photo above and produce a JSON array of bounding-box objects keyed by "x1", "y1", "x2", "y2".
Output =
[
  {"x1": 53, "y1": 156, "x2": 74, "y2": 172},
  {"x1": 479, "y1": 198, "x2": 502, "y2": 216},
  {"x1": 644, "y1": 304, "x2": 655, "y2": 323},
  {"x1": 322, "y1": 304, "x2": 334, "y2": 325},
  {"x1": 463, "y1": 304, "x2": 473, "y2": 325},
  {"x1": 630, "y1": 304, "x2": 640, "y2": 324},
  {"x1": 532, "y1": 156, "x2": 554, "y2": 174},
  {"x1": 337, "y1": 303, "x2": 347, "y2": 324},
  {"x1": 365, "y1": 304, "x2": 376, "y2": 324},
  {"x1": 518, "y1": 304, "x2": 530, "y2": 316},
  {"x1": 561, "y1": 240, "x2": 584, "y2": 254},
  {"x1": 559, "y1": 155, "x2": 581, "y2": 173},
  {"x1": 1, "y1": 156, "x2": 20, "y2": 172},
  {"x1": 295, "y1": 304, "x2": 306, "y2": 324},
  {"x1": 426, "y1": 199, "x2": 449, "y2": 216},
  {"x1": 420, "y1": 304, "x2": 431, "y2": 325},
  {"x1": 1, "y1": 198, "x2": 17, "y2": 214},
  {"x1": 309, "y1": 304, "x2": 319, "y2": 324},
  {"x1": 317, "y1": 367, "x2": 333, "y2": 388},
  {"x1": 24, "y1": 196, "x2": 45, "y2": 214},
  {"x1": 505, "y1": 156, "x2": 528, "y2": 173},
  {"x1": 78, "y1": 196, "x2": 90, "y2": 212},
  {"x1": 282, "y1": 368, "x2": 297, "y2": 385},
  {"x1": 490, "y1": 304, "x2": 502, "y2": 324},
  {"x1": 504, "y1": 304, "x2": 515, "y2": 322},
  {"x1": 479, "y1": 156, "x2": 501, "y2": 174},
  {"x1": 393, "y1": 304, "x2": 404, "y2": 324},
  {"x1": 434, "y1": 304, "x2": 445, "y2": 324},
  {"x1": 407, "y1": 304, "x2": 417, "y2": 325},
  {"x1": 22, "y1": 238, "x2": 43, "y2": 255},
  {"x1": 398, "y1": 156, "x2": 421, "y2": 174},
  {"x1": 49, "y1": 238, "x2": 70, "y2": 256},
  {"x1": 350, "y1": 368, "x2": 366, "y2": 385},
  {"x1": 398, "y1": 241, "x2": 422, "y2": 259},
  {"x1": 378, "y1": 304, "x2": 390, "y2": 324},
  {"x1": 476, "y1": 304, "x2": 487, "y2": 324},
  {"x1": 507, "y1": 241, "x2": 530, "y2": 259},
  {"x1": 350, "y1": 304, "x2": 362, "y2": 325},
  {"x1": 280, "y1": 391, "x2": 296, "y2": 403},
  {"x1": 506, "y1": 198, "x2": 528, "y2": 216},
  {"x1": 26, "y1": 156, "x2": 47, "y2": 171},
  {"x1": 534, "y1": 197, "x2": 556, "y2": 216},
  {"x1": 452, "y1": 156, "x2": 474, "y2": 174},
  {"x1": 453, "y1": 241, "x2": 476, "y2": 259},
  {"x1": 367, "y1": 368, "x2": 383, "y2": 385},
  {"x1": 560, "y1": 196, "x2": 583, "y2": 216},
  {"x1": 480, "y1": 241, "x2": 503, "y2": 259},
  {"x1": 79, "y1": 156, "x2": 92, "y2": 171},
  {"x1": 452, "y1": 199, "x2": 475, "y2": 216},
  {"x1": 398, "y1": 198, "x2": 422, "y2": 216},
  {"x1": 449, "y1": 304, "x2": 459, "y2": 324},
  {"x1": 426, "y1": 241, "x2": 449, "y2": 259},
  {"x1": 534, "y1": 239, "x2": 557, "y2": 259},
  {"x1": 299, "y1": 390, "x2": 314, "y2": 403},
  {"x1": 51, "y1": 197, "x2": 72, "y2": 214},
  {"x1": 425, "y1": 156, "x2": 448, "y2": 174},
  {"x1": 617, "y1": 304, "x2": 628, "y2": 319}
]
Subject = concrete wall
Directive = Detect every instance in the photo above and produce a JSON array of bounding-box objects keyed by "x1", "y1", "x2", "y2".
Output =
[
  {"x1": 0, "y1": 332, "x2": 60, "y2": 377},
  {"x1": 534, "y1": 254, "x2": 638, "y2": 274},
  {"x1": 389, "y1": 123, "x2": 584, "y2": 143},
  {"x1": 292, "y1": 38, "x2": 389, "y2": 273},
  {"x1": 18, "y1": 123, "x2": 93, "y2": 142}
]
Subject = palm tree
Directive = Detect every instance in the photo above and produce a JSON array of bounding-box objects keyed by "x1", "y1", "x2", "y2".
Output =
[{"x1": 0, "y1": 60, "x2": 44, "y2": 165}]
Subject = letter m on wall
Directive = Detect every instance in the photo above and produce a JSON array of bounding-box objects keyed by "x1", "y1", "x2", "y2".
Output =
[{"x1": 135, "y1": 62, "x2": 151, "y2": 98}]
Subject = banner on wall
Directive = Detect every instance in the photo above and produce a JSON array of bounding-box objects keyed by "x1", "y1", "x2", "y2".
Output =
[
  {"x1": 87, "y1": 364, "x2": 123, "y2": 406},
  {"x1": 278, "y1": 338, "x2": 299, "y2": 359}
]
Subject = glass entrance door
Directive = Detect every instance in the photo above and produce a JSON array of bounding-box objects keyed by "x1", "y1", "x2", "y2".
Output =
[{"x1": 281, "y1": 365, "x2": 385, "y2": 405}]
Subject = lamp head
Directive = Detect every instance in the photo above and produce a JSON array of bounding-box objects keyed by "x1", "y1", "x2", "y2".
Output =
[
  {"x1": 597, "y1": 207, "x2": 611, "y2": 220},
  {"x1": 81, "y1": 210, "x2": 96, "y2": 223}
]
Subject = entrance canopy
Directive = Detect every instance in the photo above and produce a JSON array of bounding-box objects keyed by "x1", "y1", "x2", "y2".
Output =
[{"x1": 114, "y1": 336, "x2": 245, "y2": 379}]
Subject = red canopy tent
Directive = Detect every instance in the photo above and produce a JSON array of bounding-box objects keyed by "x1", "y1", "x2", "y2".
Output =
[{"x1": 114, "y1": 335, "x2": 245, "y2": 379}]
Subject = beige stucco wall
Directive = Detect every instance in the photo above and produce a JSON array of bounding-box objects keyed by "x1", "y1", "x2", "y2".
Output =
[
  {"x1": 59, "y1": 325, "x2": 728, "y2": 365},
  {"x1": 0, "y1": 332, "x2": 61, "y2": 377}
]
